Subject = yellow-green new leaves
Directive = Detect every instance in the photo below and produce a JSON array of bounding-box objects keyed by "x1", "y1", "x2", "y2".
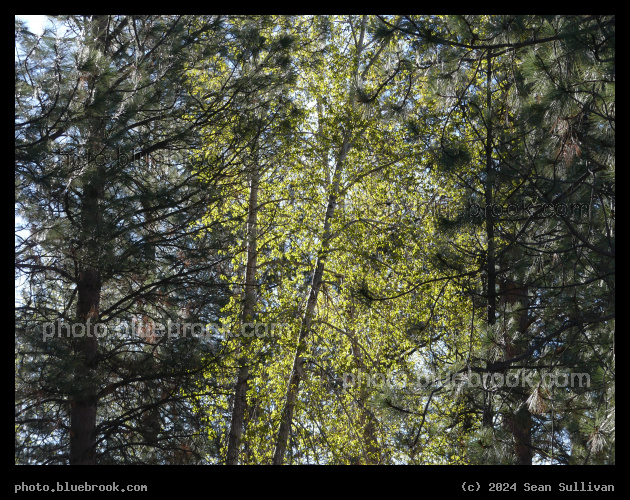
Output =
[{"x1": 190, "y1": 15, "x2": 485, "y2": 464}]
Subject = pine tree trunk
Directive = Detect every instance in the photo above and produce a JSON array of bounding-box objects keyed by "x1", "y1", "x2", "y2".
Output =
[
  {"x1": 69, "y1": 16, "x2": 108, "y2": 464},
  {"x1": 506, "y1": 407, "x2": 532, "y2": 465},
  {"x1": 70, "y1": 267, "x2": 100, "y2": 465},
  {"x1": 70, "y1": 157, "x2": 104, "y2": 465},
  {"x1": 500, "y1": 279, "x2": 533, "y2": 465},
  {"x1": 483, "y1": 52, "x2": 496, "y2": 429}
]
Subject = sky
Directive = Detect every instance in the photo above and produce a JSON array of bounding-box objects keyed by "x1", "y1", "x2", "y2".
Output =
[{"x1": 15, "y1": 15, "x2": 49, "y2": 35}]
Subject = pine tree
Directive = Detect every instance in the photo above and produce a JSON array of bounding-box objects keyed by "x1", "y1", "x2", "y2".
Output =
[
  {"x1": 383, "y1": 15, "x2": 614, "y2": 464},
  {"x1": 15, "y1": 15, "x2": 249, "y2": 464},
  {"x1": 16, "y1": 15, "x2": 613, "y2": 465}
]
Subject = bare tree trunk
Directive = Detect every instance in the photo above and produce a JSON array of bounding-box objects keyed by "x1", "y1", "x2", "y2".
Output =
[
  {"x1": 506, "y1": 407, "x2": 532, "y2": 465},
  {"x1": 70, "y1": 148, "x2": 104, "y2": 465},
  {"x1": 272, "y1": 136, "x2": 349, "y2": 464},
  {"x1": 226, "y1": 170, "x2": 259, "y2": 465}
]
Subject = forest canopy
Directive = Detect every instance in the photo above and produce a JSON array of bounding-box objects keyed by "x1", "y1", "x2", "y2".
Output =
[{"x1": 15, "y1": 15, "x2": 614, "y2": 466}]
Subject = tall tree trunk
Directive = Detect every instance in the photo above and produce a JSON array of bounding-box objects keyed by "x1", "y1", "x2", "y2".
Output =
[
  {"x1": 272, "y1": 135, "x2": 350, "y2": 464},
  {"x1": 271, "y1": 17, "x2": 381, "y2": 464},
  {"x1": 482, "y1": 51, "x2": 532, "y2": 463},
  {"x1": 69, "y1": 15, "x2": 107, "y2": 465},
  {"x1": 226, "y1": 169, "x2": 259, "y2": 465},
  {"x1": 70, "y1": 153, "x2": 104, "y2": 465},
  {"x1": 70, "y1": 266, "x2": 100, "y2": 465},
  {"x1": 483, "y1": 52, "x2": 496, "y2": 429},
  {"x1": 500, "y1": 278, "x2": 533, "y2": 465}
]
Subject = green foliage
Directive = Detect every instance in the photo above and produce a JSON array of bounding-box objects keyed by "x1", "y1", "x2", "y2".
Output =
[{"x1": 16, "y1": 15, "x2": 614, "y2": 465}]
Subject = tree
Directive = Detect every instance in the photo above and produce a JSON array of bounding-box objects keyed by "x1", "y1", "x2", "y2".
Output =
[
  {"x1": 382, "y1": 14, "x2": 614, "y2": 464},
  {"x1": 16, "y1": 15, "x2": 251, "y2": 464},
  {"x1": 16, "y1": 15, "x2": 613, "y2": 466}
]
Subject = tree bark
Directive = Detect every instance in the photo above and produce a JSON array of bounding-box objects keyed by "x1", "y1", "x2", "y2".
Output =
[
  {"x1": 70, "y1": 266, "x2": 101, "y2": 465},
  {"x1": 226, "y1": 170, "x2": 259, "y2": 465},
  {"x1": 500, "y1": 278, "x2": 533, "y2": 465},
  {"x1": 69, "y1": 159, "x2": 103, "y2": 465}
]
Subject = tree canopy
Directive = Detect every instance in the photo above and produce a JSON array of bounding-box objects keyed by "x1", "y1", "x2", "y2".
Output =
[{"x1": 16, "y1": 15, "x2": 614, "y2": 470}]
